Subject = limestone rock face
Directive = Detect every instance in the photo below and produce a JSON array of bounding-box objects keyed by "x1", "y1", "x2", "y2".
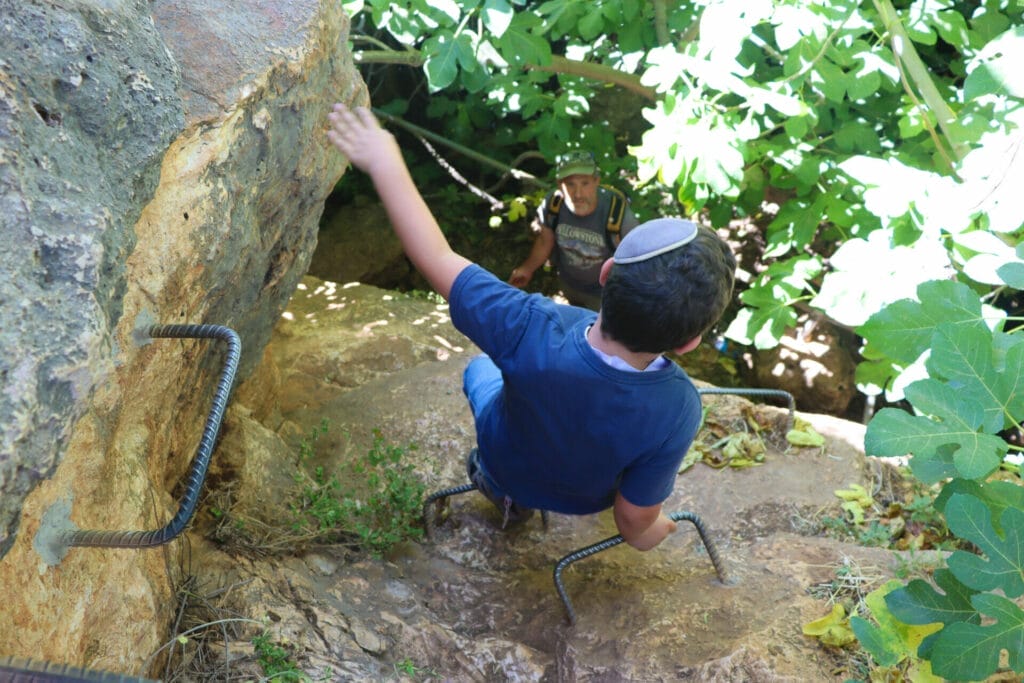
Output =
[
  {"x1": 0, "y1": 0, "x2": 183, "y2": 561},
  {"x1": 0, "y1": 0, "x2": 365, "y2": 674}
]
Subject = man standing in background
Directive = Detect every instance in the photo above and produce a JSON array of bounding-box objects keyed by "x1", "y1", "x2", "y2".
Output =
[{"x1": 509, "y1": 151, "x2": 639, "y2": 310}]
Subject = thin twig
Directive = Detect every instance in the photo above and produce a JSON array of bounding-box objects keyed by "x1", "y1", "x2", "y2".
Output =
[
  {"x1": 416, "y1": 136, "x2": 504, "y2": 210},
  {"x1": 143, "y1": 618, "x2": 265, "y2": 675},
  {"x1": 373, "y1": 109, "x2": 548, "y2": 190},
  {"x1": 781, "y1": 4, "x2": 858, "y2": 84}
]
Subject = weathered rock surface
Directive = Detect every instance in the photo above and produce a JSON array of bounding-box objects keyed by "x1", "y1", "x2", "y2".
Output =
[
  {"x1": 307, "y1": 198, "x2": 411, "y2": 287},
  {"x1": 741, "y1": 317, "x2": 858, "y2": 417},
  {"x1": 157, "y1": 275, "x2": 908, "y2": 682},
  {"x1": 0, "y1": 0, "x2": 365, "y2": 673},
  {"x1": 0, "y1": 0, "x2": 183, "y2": 561}
]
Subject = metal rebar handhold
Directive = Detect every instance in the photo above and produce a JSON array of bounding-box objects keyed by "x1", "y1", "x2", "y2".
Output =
[{"x1": 553, "y1": 510, "x2": 729, "y2": 625}]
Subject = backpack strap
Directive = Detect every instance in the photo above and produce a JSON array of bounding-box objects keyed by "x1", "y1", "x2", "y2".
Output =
[
  {"x1": 602, "y1": 185, "x2": 628, "y2": 250},
  {"x1": 544, "y1": 190, "x2": 563, "y2": 231}
]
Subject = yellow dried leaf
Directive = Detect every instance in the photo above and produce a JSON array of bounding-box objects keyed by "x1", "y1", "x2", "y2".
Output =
[
  {"x1": 722, "y1": 432, "x2": 765, "y2": 462},
  {"x1": 835, "y1": 484, "x2": 874, "y2": 524},
  {"x1": 803, "y1": 603, "x2": 846, "y2": 635},
  {"x1": 834, "y1": 483, "x2": 874, "y2": 506},
  {"x1": 729, "y1": 457, "x2": 763, "y2": 469},
  {"x1": 802, "y1": 603, "x2": 856, "y2": 647},
  {"x1": 786, "y1": 416, "x2": 825, "y2": 448},
  {"x1": 841, "y1": 500, "x2": 867, "y2": 524},
  {"x1": 679, "y1": 445, "x2": 705, "y2": 473}
]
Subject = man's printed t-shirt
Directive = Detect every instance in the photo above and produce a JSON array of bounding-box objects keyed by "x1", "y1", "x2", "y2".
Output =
[{"x1": 448, "y1": 264, "x2": 702, "y2": 514}]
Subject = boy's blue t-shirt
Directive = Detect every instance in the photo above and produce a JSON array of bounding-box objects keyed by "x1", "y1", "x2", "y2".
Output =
[{"x1": 449, "y1": 264, "x2": 702, "y2": 514}]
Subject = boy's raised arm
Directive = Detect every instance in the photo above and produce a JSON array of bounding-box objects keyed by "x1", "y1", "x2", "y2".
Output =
[{"x1": 327, "y1": 104, "x2": 471, "y2": 300}]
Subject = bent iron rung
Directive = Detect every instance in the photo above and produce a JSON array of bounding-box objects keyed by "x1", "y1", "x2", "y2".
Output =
[
  {"x1": 421, "y1": 483, "x2": 477, "y2": 539},
  {"x1": 422, "y1": 482, "x2": 549, "y2": 537},
  {"x1": 553, "y1": 510, "x2": 729, "y2": 626},
  {"x1": 422, "y1": 481, "x2": 728, "y2": 625}
]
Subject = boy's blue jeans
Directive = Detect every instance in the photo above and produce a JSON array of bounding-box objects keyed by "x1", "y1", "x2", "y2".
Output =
[{"x1": 463, "y1": 355, "x2": 534, "y2": 528}]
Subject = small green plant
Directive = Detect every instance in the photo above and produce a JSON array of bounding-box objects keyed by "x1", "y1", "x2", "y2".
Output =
[
  {"x1": 296, "y1": 465, "x2": 345, "y2": 531},
  {"x1": 209, "y1": 422, "x2": 425, "y2": 558},
  {"x1": 817, "y1": 478, "x2": 962, "y2": 556},
  {"x1": 393, "y1": 657, "x2": 418, "y2": 676},
  {"x1": 856, "y1": 520, "x2": 894, "y2": 548},
  {"x1": 291, "y1": 426, "x2": 425, "y2": 556},
  {"x1": 252, "y1": 633, "x2": 310, "y2": 682},
  {"x1": 817, "y1": 512, "x2": 892, "y2": 548},
  {"x1": 297, "y1": 419, "x2": 330, "y2": 464},
  {"x1": 342, "y1": 429, "x2": 426, "y2": 555},
  {"x1": 818, "y1": 514, "x2": 854, "y2": 540},
  {"x1": 393, "y1": 656, "x2": 437, "y2": 679},
  {"x1": 892, "y1": 549, "x2": 944, "y2": 581}
]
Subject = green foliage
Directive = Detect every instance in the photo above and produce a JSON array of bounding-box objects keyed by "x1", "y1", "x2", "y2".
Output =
[
  {"x1": 819, "y1": 515, "x2": 895, "y2": 549},
  {"x1": 344, "y1": 0, "x2": 1024, "y2": 360},
  {"x1": 860, "y1": 279, "x2": 1024, "y2": 680},
  {"x1": 346, "y1": 429, "x2": 427, "y2": 554},
  {"x1": 346, "y1": 0, "x2": 676, "y2": 239},
  {"x1": 944, "y1": 494, "x2": 1024, "y2": 598},
  {"x1": 252, "y1": 633, "x2": 310, "y2": 682},
  {"x1": 864, "y1": 280, "x2": 1020, "y2": 483},
  {"x1": 881, "y1": 566, "x2": 1024, "y2": 682},
  {"x1": 848, "y1": 580, "x2": 943, "y2": 681},
  {"x1": 291, "y1": 424, "x2": 425, "y2": 557},
  {"x1": 392, "y1": 656, "x2": 436, "y2": 679},
  {"x1": 817, "y1": 479, "x2": 960, "y2": 553}
]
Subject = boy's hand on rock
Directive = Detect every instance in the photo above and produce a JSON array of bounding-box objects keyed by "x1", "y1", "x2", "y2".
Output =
[{"x1": 327, "y1": 104, "x2": 398, "y2": 176}]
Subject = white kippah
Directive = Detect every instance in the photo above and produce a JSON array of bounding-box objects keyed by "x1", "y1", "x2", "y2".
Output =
[{"x1": 613, "y1": 218, "x2": 699, "y2": 264}]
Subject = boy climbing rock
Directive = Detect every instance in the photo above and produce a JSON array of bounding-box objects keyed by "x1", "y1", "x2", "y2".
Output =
[{"x1": 327, "y1": 104, "x2": 735, "y2": 550}]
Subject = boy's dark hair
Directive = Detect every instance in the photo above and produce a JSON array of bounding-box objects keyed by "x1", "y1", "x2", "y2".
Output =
[{"x1": 600, "y1": 225, "x2": 736, "y2": 353}]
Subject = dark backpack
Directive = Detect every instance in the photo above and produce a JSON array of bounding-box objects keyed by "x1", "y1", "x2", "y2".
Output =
[{"x1": 544, "y1": 185, "x2": 629, "y2": 251}]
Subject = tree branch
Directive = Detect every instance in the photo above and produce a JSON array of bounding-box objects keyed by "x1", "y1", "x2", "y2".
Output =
[
  {"x1": 372, "y1": 108, "x2": 549, "y2": 190},
  {"x1": 524, "y1": 55, "x2": 657, "y2": 101},
  {"x1": 354, "y1": 44, "x2": 657, "y2": 101},
  {"x1": 872, "y1": 0, "x2": 968, "y2": 164},
  {"x1": 652, "y1": 0, "x2": 670, "y2": 47},
  {"x1": 355, "y1": 49, "x2": 424, "y2": 66}
]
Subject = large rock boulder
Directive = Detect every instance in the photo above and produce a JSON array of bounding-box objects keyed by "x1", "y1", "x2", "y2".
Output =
[
  {"x1": 742, "y1": 317, "x2": 858, "y2": 416},
  {"x1": 307, "y1": 198, "x2": 411, "y2": 287},
  {"x1": 0, "y1": 0, "x2": 182, "y2": 562},
  {"x1": 0, "y1": 0, "x2": 365, "y2": 674}
]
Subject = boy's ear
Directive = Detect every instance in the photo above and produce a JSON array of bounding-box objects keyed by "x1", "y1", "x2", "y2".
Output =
[
  {"x1": 673, "y1": 336, "x2": 702, "y2": 355},
  {"x1": 598, "y1": 258, "x2": 614, "y2": 285}
]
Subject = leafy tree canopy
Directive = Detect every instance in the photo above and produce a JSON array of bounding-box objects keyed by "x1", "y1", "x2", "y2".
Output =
[{"x1": 346, "y1": 0, "x2": 1023, "y2": 385}]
